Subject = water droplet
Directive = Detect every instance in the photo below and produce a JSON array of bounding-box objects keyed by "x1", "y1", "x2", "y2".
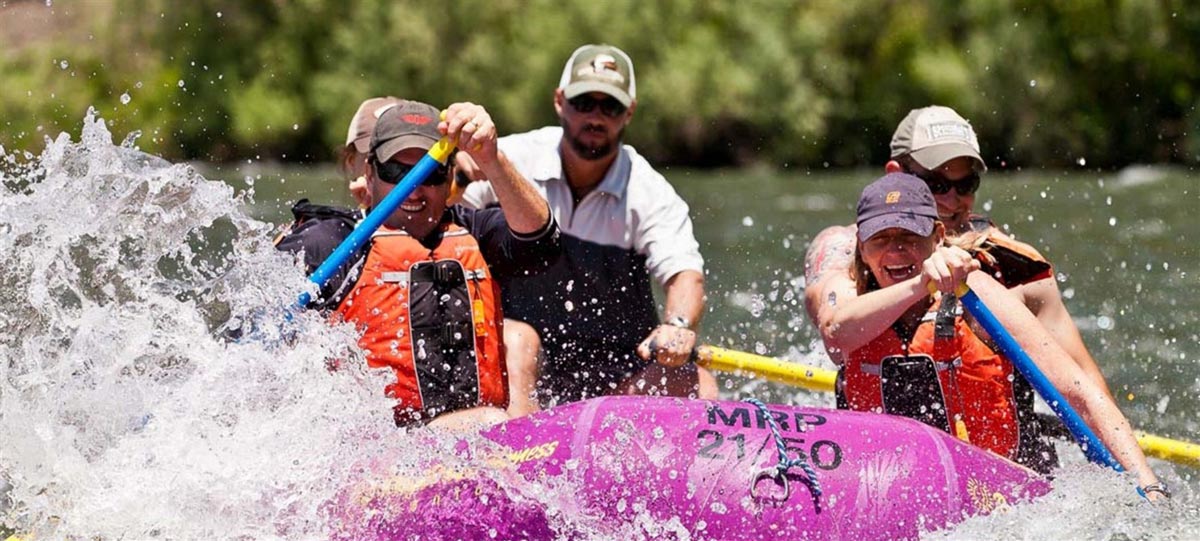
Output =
[
  {"x1": 1096, "y1": 316, "x2": 1114, "y2": 330},
  {"x1": 119, "y1": 92, "x2": 131, "y2": 105},
  {"x1": 1076, "y1": 157, "x2": 1086, "y2": 166},
  {"x1": 1028, "y1": 79, "x2": 1037, "y2": 87},
  {"x1": 742, "y1": 216, "x2": 754, "y2": 227},
  {"x1": 177, "y1": 79, "x2": 185, "y2": 88},
  {"x1": 652, "y1": 426, "x2": 665, "y2": 439},
  {"x1": 1109, "y1": 217, "x2": 1117, "y2": 226},
  {"x1": 58, "y1": 60, "x2": 69, "y2": 70},
  {"x1": 564, "y1": 300, "x2": 575, "y2": 312},
  {"x1": 216, "y1": 11, "x2": 223, "y2": 17},
  {"x1": 292, "y1": 124, "x2": 299, "y2": 131}
]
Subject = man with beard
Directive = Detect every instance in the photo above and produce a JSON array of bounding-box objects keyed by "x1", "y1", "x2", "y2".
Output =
[{"x1": 461, "y1": 44, "x2": 717, "y2": 415}]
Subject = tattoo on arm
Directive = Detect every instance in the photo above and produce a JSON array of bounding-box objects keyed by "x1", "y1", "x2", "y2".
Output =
[{"x1": 805, "y1": 229, "x2": 856, "y2": 285}]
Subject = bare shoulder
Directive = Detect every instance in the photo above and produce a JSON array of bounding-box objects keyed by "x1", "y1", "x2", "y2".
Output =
[
  {"x1": 804, "y1": 224, "x2": 857, "y2": 285},
  {"x1": 1011, "y1": 274, "x2": 1064, "y2": 313},
  {"x1": 803, "y1": 224, "x2": 857, "y2": 325}
]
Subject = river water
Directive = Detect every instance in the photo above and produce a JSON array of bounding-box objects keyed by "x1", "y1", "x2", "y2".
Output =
[{"x1": 1, "y1": 113, "x2": 1197, "y2": 539}]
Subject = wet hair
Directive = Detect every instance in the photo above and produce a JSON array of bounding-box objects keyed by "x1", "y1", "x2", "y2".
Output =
[
  {"x1": 338, "y1": 144, "x2": 365, "y2": 181},
  {"x1": 850, "y1": 245, "x2": 881, "y2": 296},
  {"x1": 895, "y1": 154, "x2": 920, "y2": 174}
]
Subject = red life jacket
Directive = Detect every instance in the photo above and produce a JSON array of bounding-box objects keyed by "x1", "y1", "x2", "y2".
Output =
[
  {"x1": 335, "y1": 223, "x2": 507, "y2": 425},
  {"x1": 841, "y1": 300, "x2": 1022, "y2": 461}
]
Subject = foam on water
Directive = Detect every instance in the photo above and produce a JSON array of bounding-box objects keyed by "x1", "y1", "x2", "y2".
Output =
[{"x1": 0, "y1": 110, "x2": 422, "y2": 539}]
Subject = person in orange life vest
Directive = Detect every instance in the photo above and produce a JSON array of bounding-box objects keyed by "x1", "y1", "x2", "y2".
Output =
[
  {"x1": 276, "y1": 101, "x2": 559, "y2": 430},
  {"x1": 803, "y1": 106, "x2": 1112, "y2": 401},
  {"x1": 820, "y1": 173, "x2": 1162, "y2": 497}
]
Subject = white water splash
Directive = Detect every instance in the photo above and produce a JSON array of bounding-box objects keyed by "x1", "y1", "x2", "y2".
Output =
[{"x1": 0, "y1": 110, "x2": 410, "y2": 540}]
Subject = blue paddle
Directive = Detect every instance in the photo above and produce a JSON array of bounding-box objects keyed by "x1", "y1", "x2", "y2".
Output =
[
  {"x1": 296, "y1": 136, "x2": 456, "y2": 309},
  {"x1": 947, "y1": 282, "x2": 1123, "y2": 471}
]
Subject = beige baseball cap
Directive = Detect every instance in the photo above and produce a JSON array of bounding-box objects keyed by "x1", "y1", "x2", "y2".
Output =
[
  {"x1": 558, "y1": 44, "x2": 636, "y2": 107},
  {"x1": 890, "y1": 106, "x2": 986, "y2": 172},
  {"x1": 345, "y1": 97, "x2": 404, "y2": 153}
]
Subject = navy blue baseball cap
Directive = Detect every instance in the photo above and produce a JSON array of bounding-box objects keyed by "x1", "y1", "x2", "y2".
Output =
[{"x1": 856, "y1": 173, "x2": 939, "y2": 242}]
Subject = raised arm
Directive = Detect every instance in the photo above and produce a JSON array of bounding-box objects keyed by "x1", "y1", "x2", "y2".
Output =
[
  {"x1": 817, "y1": 244, "x2": 978, "y2": 362},
  {"x1": 441, "y1": 103, "x2": 548, "y2": 234},
  {"x1": 966, "y1": 271, "x2": 1160, "y2": 491}
]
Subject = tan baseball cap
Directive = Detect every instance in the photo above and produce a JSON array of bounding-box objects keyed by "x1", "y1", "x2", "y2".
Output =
[
  {"x1": 558, "y1": 44, "x2": 636, "y2": 107},
  {"x1": 890, "y1": 106, "x2": 986, "y2": 172},
  {"x1": 345, "y1": 97, "x2": 404, "y2": 153}
]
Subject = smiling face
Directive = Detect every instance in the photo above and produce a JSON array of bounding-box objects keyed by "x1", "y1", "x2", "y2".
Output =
[
  {"x1": 369, "y1": 147, "x2": 450, "y2": 238},
  {"x1": 903, "y1": 156, "x2": 979, "y2": 234},
  {"x1": 859, "y1": 224, "x2": 944, "y2": 288}
]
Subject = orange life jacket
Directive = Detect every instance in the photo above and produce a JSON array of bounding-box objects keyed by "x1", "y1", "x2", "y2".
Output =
[
  {"x1": 335, "y1": 223, "x2": 507, "y2": 425},
  {"x1": 841, "y1": 300, "x2": 1023, "y2": 461}
]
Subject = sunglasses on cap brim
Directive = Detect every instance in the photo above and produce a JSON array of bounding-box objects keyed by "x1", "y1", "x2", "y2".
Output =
[
  {"x1": 567, "y1": 95, "x2": 627, "y2": 118},
  {"x1": 373, "y1": 158, "x2": 450, "y2": 187}
]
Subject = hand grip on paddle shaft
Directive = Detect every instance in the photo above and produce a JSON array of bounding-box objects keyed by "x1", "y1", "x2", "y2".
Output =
[
  {"x1": 294, "y1": 136, "x2": 456, "y2": 309},
  {"x1": 646, "y1": 338, "x2": 699, "y2": 366},
  {"x1": 928, "y1": 280, "x2": 1124, "y2": 471}
]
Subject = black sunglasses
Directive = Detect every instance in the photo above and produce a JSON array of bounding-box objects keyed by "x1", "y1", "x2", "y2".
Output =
[
  {"x1": 912, "y1": 169, "x2": 981, "y2": 196},
  {"x1": 373, "y1": 159, "x2": 450, "y2": 187},
  {"x1": 568, "y1": 95, "x2": 627, "y2": 118}
]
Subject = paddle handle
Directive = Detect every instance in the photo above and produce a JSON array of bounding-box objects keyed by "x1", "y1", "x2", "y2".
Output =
[{"x1": 296, "y1": 138, "x2": 456, "y2": 308}]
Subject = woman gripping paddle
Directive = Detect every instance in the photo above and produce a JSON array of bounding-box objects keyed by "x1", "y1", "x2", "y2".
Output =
[{"x1": 816, "y1": 173, "x2": 1165, "y2": 500}]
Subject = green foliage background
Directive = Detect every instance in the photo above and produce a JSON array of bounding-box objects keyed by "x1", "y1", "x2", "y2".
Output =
[{"x1": 2, "y1": 0, "x2": 1199, "y2": 168}]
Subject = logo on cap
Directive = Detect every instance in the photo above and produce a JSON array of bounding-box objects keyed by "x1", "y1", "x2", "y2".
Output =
[
  {"x1": 403, "y1": 114, "x2": 433, "y2": 125},
  {"x1": 577, "y1": 54, "x2": 625, "y2": 84},
  {"x1": 926, "y1": 121, "x2": 973, "y2": 142},
  {"x1": 886, "y1": 191, "x2": 901, "y2": 204}
]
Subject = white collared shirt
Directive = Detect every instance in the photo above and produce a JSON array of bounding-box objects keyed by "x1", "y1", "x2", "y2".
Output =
[{"x1": 461, "y1": 126, "x2": 703, "y2": 285}]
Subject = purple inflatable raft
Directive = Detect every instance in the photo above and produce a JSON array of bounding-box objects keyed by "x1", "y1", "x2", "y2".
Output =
[{"x1": 330, "y1": 397, "x2": 1051, "y2": 540}]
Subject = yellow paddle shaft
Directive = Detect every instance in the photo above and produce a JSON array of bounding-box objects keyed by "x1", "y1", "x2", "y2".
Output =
[{"x1": 695, "y1": 345, "x2": 835, "y2": 392}]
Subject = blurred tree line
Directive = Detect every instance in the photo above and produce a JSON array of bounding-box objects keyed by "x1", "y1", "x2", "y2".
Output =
[{"x1": 1, "y1": 0, "x2": 1198, "y2": 169}]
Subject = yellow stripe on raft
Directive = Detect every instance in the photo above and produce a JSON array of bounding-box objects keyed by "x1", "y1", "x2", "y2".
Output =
[{"x1": 696, "y1": 345, "x2": 1200, "y2": 468}]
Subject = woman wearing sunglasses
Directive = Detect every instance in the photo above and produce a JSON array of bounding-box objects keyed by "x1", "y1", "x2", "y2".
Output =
[
  {"x1": 805, "y1": 105, "x2": 1116, "y2": 472},
  {"x1": 818, "y1": 173, "x2": 1165, "y2": 500},
  {"x1": 276, "y1": 100, "x2": 560, "y2": 431}
]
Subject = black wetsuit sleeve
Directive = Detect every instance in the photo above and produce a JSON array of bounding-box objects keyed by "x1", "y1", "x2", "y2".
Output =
[
  {"x1": 450, "y1": 205, "x2": 561, "y2": 279},
  {"x1": 274, "y1": 205, "x2": 362, "y2": 309}
]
